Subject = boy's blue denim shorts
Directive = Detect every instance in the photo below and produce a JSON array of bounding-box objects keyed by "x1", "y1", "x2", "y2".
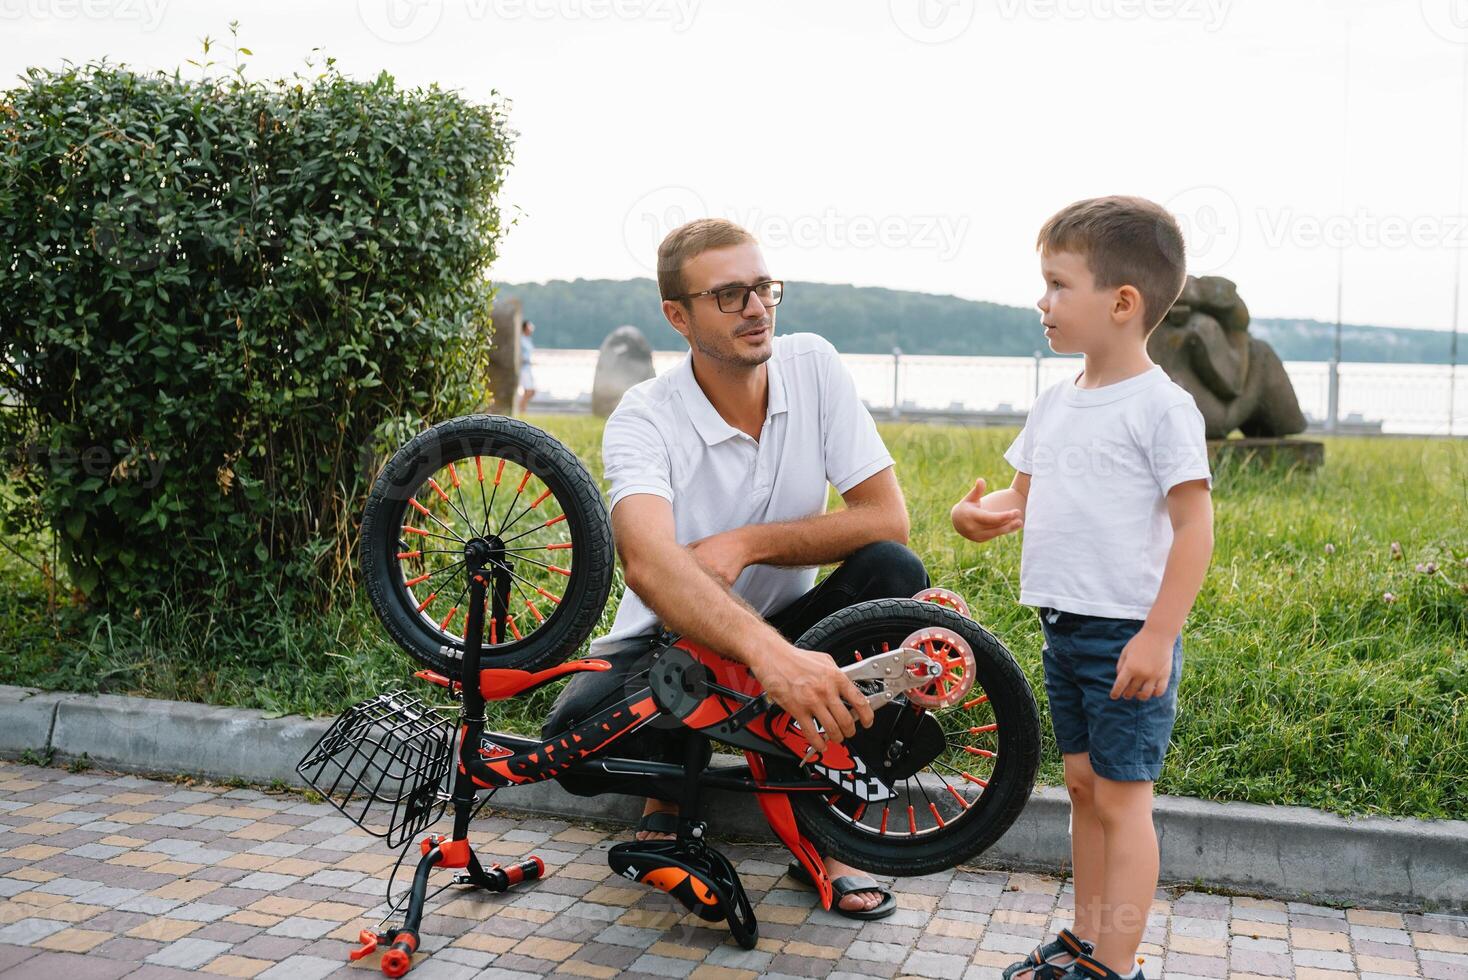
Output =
[{"x1": 1038, "y1": 606, "x2": 1183, "y2": 782}]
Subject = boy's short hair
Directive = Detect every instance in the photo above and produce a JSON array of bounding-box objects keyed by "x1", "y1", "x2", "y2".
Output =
[
  {"x1": 1036, "y1": 196, "x2": 1187, "y2": 333},
  {"x1": 657, "y1": 218, "x2": 757, "y2": 304}
]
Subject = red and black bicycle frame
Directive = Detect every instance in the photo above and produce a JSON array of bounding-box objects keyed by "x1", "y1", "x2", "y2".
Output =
[{"x1": 428, "y1": 542, "x2": 849, "y2": 910}]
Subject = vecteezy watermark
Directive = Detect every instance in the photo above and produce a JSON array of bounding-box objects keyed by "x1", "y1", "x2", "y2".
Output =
[
  {"x1": 623, "y1": 186, "x2": 710, "y2": 274},
  {"x1": 357, "y1": 0, "x2": 698, "y2": 44},
  {"x1": 890, "y1": 0, "x2": 1230, "y2": 42},
  {"x1": 1164, "y1": 185, "x2": 1242, "y2": 274},
  {"x1": 1257, "y1": 207, "x2": 1468, "y2": 250},
  {"x1": 358, "y1": 0, "x2": 443, "y2": 44},
  {"x1": 1027, "y1": 438, "x2": 1207, "y2": 480},
  {"x1": 995, "y1": 0, "x2": 1231, "y2": 31},
  {"x1": 0, "y1": 0, "x2": 169, "y2": 30},
  {"x1": 622, "y1": 185, "x2": 970, "y2": 272},
  {"x1": 10, "y1": 442, "x2": 167, "y2": 490},
  {"x1": 1421, "y1": 0, "x2": 1468, "y2": 44},
  {"x1": 89, "y1": 197, "x2": 171, "y2": 273},
  {"x1": 889, "y1": 0, "x2": 976, "y2": 44}
]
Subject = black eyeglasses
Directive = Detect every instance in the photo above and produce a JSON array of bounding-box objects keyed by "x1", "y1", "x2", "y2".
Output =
[{"x1": 674, "y1": 279, "x2": 784, "y2": 313}]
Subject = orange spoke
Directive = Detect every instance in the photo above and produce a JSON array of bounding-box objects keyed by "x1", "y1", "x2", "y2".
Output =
[
  {"x1": 438, "y1": 606, "x2": 460, "y2": 631},
  {"x1": 405, "y1": 573, "x2": 432, "y2": 587},
  {"x1": 524, "y1": 600, "x2": 544, "y2": 623},
  {"x1": 964, "y1": 747, "x2": 997, "y2": 758},
  {"x1": 516, "y1": 471, "x2": 532, "y2": 493},
  {"x1": 475, "y1": 456, "x2": 484, "y2": 481},
  {"x1": 448, "y1": 462, "x2": 461, "y2": 488},
  {"x1": 415, "y1": 592, "x2": 437, "y2": 613},
  {"x1": 396, "y1": 550, "x2": 422, "y2": 559},
  {"x1": 547, "y1": 542, "x2": 573, "y2": 550},
  {"x1": 548, "y1": 565, "x2": 571, "y2": 577},
  {"x1": 507, "y1": 616, "x2": 522, "y2": 640},
  {"x1": 853, "y1": 803, "x2": 867, "y2": 822},
  {"x1": 880, "y1": 807, "x2": 889, "y2": 834},
  {"x1": 530, "y1": 488, "x2": 553, "y2": 509},
  {"x1": 494, "y1": 459, "x2": 506, "y2": 485},
  {"x1": 907, "y1": 804, "x2": 917, "y2": 835},
  {"x1": 407, "y1": 497, "x2": 465, "y2": 542},
  {"x1": 946, "y1": 785, "x2": 971, "y2": 810},
  {"x1": 961, "y1": 772, "x2": 989, "y2": 789},
  {"x1": 961, "y1": 694, "x2": 989, "y2": 709},
  {"x1": 536, "y1": 587, "x2": 562, "y2": 606},
  {"x1": 428, "y1": 478, "x2": 451, "y2": 504},
  {"x1": 929, "y1": 802, "x2": 946, "y2": 828}
]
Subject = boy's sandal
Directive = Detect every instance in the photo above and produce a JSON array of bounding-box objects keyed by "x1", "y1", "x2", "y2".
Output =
[
  {"x1": 1061, "y1": 951, "x2": 1144, "y2": 980},
  {"x1": 1002, "y1": 928, "x2": 1095, "y2": 980},
  {"x1": 633, "y1": 810, "x2": 679, "y2": 840},
  {"x1": 785, "y1": 858, "x2": 897, "y2": 921}
]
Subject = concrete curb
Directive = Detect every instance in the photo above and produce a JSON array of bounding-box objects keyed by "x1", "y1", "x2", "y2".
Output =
[{"x1": 2, "y1": 684, "x2": 1463, "y2": 914}]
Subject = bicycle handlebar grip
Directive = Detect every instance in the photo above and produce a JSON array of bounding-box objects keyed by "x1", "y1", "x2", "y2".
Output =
[
  {"x1": 380, "y1": 935, "x2": 416, "y2": 978},
  {"x1": 487, "y1": 855, "x2": 544, "y2": 890}
]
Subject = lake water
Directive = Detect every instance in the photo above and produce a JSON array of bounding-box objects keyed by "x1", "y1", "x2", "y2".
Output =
[{"x1": 530, "y1": 349, "x2": 1468, "y2": 436}]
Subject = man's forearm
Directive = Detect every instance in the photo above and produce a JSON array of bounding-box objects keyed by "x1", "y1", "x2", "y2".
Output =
[
  {"x1": 1143, "y1": 520, "x2": 1213, "y2": 639},
  {"x1": 739, "y1": 502, "x2": 907, "y2": 570},
  {"x1": 625, "y1": 542, "x2": 784, "y2": 670}
]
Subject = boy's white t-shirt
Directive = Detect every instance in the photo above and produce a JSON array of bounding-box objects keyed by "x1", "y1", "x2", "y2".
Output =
[{"x1": 1003, "y1": 364, "x2": 1212, "y2": 621}]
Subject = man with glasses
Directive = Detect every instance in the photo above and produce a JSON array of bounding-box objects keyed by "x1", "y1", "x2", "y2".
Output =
[{"x1": 543, "y1": 218, "x2": 927, "y2": 918}]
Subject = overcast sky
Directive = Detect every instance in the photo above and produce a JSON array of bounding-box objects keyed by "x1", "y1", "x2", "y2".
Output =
[{"x1": 7, "y1": 0, "x2": 1468, "y2": 332}]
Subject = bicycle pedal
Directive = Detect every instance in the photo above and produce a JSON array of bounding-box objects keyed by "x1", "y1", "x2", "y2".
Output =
[{"x1": 607, "y1": 839, "x2": 758, "y2": 948}]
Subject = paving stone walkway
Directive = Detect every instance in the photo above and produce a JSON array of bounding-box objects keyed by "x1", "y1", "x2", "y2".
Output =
[{"x1": 0, "y1": 761, "x2": 1463, "y2": 979}]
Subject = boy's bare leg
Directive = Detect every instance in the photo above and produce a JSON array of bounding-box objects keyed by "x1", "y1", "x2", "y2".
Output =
[
  {"x1": 1064, "y1": 752, "x2": 1104, "y2": 956},
  {"x1": 1091, "y1": 775, "x2": 1160, "y2": 975}
]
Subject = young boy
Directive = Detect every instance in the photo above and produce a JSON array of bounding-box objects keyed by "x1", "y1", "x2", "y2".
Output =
[{"x1": 951, "y1": 196, "x2": 1214, "y2": 980}]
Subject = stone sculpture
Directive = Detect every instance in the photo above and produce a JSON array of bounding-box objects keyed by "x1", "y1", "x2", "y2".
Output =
[
  {"x1": 592, "y1": 325, "x2": 656, "y2": 418},
  {"x1": 1148, "y1": 275, "x2": 1307, "y2": 440}
]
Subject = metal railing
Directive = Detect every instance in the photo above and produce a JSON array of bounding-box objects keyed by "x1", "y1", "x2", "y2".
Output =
[{"x1": 525, "y1": 348, "x2": 1467, "y2": 437}]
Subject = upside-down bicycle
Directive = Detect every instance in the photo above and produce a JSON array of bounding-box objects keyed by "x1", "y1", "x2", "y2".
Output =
[{"x1": 298, "y1": 414, "x2": 1041, "y2": 977}]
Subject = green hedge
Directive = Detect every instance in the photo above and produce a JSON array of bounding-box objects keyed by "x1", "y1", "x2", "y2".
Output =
[{"x1": 0, "y1": 61, "x2": 514, "y2": 608}]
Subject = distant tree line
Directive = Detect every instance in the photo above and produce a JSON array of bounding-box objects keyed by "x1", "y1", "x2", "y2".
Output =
[{"x1": 497, "y1": 277, "x2": 1461, "y2": 364}]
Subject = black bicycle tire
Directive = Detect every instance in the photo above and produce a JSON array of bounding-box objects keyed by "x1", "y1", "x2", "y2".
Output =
[
  {"x1": 360, "y1": 414, "x2": 613, "y2": 676},
  {"x1": 782, "y1": 598, "x2": 1041, "y2": 877}
]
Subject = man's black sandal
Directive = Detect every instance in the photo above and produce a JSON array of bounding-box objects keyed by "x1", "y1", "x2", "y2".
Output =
[
  {"x1": 1061, "y1": 951, "x2": 1145, "y2": 980},
  {"x1": 785, "y1": 858, "x2": 896, "y2": 921},
  {"x1": 1002, "y1": 928, "x2": 1095, "y2": 980},
  {"x1": 633, "y1": 810, "x2": 679, "y2": 840}
]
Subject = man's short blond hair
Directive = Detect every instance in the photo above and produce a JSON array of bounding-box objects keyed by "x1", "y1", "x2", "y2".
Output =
[
  {"x1": 657, "y1": 218, "x2": 758, "y2": 303},
  {"x1": 1036, "y1": 196, "x2": 1187, "y2": 334}
]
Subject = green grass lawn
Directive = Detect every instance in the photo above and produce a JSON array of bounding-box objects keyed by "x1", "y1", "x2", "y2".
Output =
[{"x1": 2, "y1": 415, "x2": 1464, "y2": 820}]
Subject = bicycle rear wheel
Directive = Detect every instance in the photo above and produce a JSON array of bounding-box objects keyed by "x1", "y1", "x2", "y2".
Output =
[
  {"x1": 779, "y1": 598, "x2": 1040, "y2": 877},
  {"x1": 360, "y1": 415, "x2": 614, "y2": 676}
]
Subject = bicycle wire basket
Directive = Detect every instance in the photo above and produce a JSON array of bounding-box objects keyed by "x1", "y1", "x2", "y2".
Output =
[{"x1": 296, "y1": 690, "x2": 457, "y2": 848}]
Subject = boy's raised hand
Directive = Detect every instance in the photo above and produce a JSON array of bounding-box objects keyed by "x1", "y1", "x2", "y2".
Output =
[{"x1": 950, "y1": 477, "x2": 1023, "y2": 543}]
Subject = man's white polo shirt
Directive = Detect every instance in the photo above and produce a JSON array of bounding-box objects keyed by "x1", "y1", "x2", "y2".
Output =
[{"x1": 591, "y1": 332, "x2": 895, "y2": 654}]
